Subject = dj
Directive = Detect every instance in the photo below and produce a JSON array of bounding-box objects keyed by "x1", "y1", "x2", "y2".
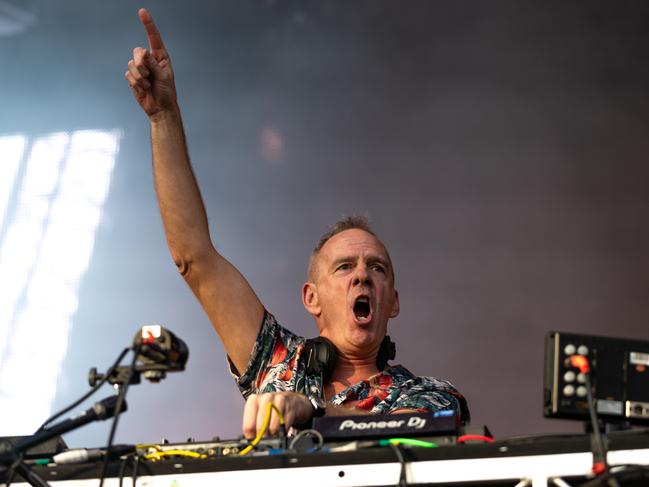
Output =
[{"x1": 125, "y1": 8, "x2": 469, "y2": 440}]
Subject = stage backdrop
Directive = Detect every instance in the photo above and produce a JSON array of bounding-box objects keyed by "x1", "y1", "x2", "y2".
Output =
[{"x1": 0, "y1": 0, "x2": 647, "y2": 446}]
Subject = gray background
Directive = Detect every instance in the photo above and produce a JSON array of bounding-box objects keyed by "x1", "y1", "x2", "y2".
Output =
[{"x1": 1, "y1": 0, "x2": 648, "y2": 446}]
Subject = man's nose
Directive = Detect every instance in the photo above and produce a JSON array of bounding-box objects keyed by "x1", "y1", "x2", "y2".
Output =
[{"x1": 352, "y1": 265, "x2": 371, "y2": 286}]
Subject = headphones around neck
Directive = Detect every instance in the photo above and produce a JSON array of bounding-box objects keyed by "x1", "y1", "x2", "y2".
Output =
[{"x1": 304, "y1": 335, "x2": 396, "y2": 384}]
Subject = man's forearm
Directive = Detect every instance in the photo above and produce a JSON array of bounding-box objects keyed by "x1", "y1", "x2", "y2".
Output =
[{"x1": 150, "y1": 107, "x2": 212, "y2": 273}]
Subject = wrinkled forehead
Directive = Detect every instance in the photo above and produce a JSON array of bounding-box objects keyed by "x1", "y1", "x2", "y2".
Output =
[{"x1": 315, "y1": 228, "x2": 394, "y2": 274}]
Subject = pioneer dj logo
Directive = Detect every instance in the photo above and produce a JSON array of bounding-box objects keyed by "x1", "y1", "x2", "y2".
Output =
[{"x1": 339, "y1": 417, "x2": 427, "y2": 431}]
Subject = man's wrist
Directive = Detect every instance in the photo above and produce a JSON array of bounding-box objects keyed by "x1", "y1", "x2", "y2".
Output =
[{"x1": 149, "y1": 105, "x2": 181, "y2": 125}]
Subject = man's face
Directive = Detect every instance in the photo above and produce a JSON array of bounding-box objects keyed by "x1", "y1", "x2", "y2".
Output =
[{"x1": 303, "y1": 229, "x2": 400, "y2": 359}]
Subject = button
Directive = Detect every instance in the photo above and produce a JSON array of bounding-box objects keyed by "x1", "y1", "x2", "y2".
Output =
[
  {"x1": 563, "y1": 385, "x2": 575, "y2": 396},
  {"x1": 564, "y1": 344, "x2": 576, "y2": 356},
  {"x1": 563, "y1": 371, "x2": 576, "y2": 383},
  {"x1": 577, "y1": 345, "x2": 589, "y2": 356},
  {"x1": 576, "y1": 386, "x2": 588, "y2": 397},
  {"x1": 577, "y1": 373, "x2": 587, "y2": 384}
]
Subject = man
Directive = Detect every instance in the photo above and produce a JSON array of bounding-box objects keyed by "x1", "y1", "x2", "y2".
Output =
[{"x1": 125, "y1": 8, "x2": 468, "y2": 439}]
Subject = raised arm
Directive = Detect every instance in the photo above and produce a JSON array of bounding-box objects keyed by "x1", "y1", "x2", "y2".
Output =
[{"x1": 125, "y1": 8, "x2": 264, "y2": 373}]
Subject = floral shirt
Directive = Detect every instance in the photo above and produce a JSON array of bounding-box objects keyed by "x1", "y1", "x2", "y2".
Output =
[{"x1": 229, "y1": 311, "x2": 470, "y2": 422}]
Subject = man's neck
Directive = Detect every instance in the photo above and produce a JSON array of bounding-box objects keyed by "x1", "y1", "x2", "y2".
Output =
[{"x1": 325, "y1": 354, "x2": 379, "y2": 398}]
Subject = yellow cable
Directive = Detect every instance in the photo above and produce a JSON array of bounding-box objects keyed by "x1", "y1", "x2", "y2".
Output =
[
  {"x1": 144, "y1": 450, "x2": 207, "y2": 461},
  {"x1": 136, "y1": 443, "x2": 162, "y2": 451},
  {"x1": 239, "y1": 402, "x2": 285, "y2": 456}
]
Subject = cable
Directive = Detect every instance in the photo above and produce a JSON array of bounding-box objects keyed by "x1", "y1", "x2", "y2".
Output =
[
  {"x1": 609, "y1": 464, "x2": 649, "y2": 474},
  {"x1": 135, "y1": 443, "x2": 162, "y2": 450},
  {"x1": 379, "y1": 438, "x2": 438, "y2": 448},
  {"x1": 578, "y1": 464, "x2": 649, "y2": 487},
  {"x1": 390, "y1": 444, "x2": 408, "y2": 487},
  {"x1": 98, "y1": 350, "x2": 138, "y2": 487},
  {"x1": 117, "y1": 455, "x2": 132, "y2": 487},
  {"x1": 550, "y1": 477, "x2": 573, "y2": 487},
  {"x1": 3, "y1": 462, "x2": 50, "y2": 487},
  {"x1": 327, "y1": 441, "x2": 365, "y2": 452},
  {"x1": 4, "y1": 453, "x2": 23, "y2": 487},
  {"x1": 238, "y1": 403, "x2": 285, "y2": 456},
  {"x1": 131, "y1": 455, "x2": 140, "y2": 487},
  {"x1": 457, "y1": 435, "x2": 495, "y2": 444},
  {"x1": 135, "y1": 444, "x2": 161, "y2": 452},
  {"x1": 288, "y1": 429, "x2": 324, "y2": 451},
  {"x1": 35, "y1": 348, "x2": 130, "y2": 434},
  {"x1": 584, "y1": 373, "x2": 612, "y2": 479},
  {"x1": 143, "y1": 450, "x2": 207, "y2": 461},
  {"x1": 568, "y1": 355, "x2": 609, "y2": 478}
]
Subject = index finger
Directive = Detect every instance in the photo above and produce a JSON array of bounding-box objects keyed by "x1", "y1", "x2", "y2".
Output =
[{"x1": 138, "y1": 8, "x2": 166, "y2": 51}]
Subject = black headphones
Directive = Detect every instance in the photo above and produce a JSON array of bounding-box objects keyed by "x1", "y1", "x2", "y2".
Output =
[{"x1": 304, "y1": 335, "x2": 396, "y2": 383}]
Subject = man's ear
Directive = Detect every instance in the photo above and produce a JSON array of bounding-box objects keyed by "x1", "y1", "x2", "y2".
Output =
[
  {"x1": 389, "y1": 289, "x2": 400, "y2": 318},
  {"x1": 302, "y1": 282, "x2": 321, "y2": 317}
]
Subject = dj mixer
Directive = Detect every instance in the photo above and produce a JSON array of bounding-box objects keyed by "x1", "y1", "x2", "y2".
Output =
[
  {"x1": 2, "y1": 410, "x2": 649, "y2": 487},
  {"x1": 3, "y1": 330, "x2": 649, "y2": 487}
]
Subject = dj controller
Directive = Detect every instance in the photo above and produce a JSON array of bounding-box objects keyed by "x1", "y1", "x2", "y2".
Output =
[
  {"x1": 2, "y1": 410, "x2": 649, "y2": 487},
  {"x1": 2, "y1": 330, "x2": 649, "y2": 487}
]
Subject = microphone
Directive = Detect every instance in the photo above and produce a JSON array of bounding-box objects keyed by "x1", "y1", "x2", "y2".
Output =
[{"x1": 2, "y1": 396, "x2": 127, "y2": 459}]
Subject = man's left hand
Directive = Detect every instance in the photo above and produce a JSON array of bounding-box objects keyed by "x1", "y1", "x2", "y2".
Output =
[{"x1": 242, "y1": 392, "x2": 314, "y2": 439}]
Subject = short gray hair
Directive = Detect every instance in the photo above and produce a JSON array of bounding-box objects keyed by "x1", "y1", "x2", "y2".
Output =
[
  {"x1": 313, "y1": 215, "x2": 375, "y2": 253},
  {"x1": 308, "y1": 216, "x2": 392, "y2": 281}
]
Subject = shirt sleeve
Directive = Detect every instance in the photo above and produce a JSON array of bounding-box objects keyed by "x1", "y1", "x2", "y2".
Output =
[{"x1": 227, "y1": 311, "x2": 305, "y2": 398}]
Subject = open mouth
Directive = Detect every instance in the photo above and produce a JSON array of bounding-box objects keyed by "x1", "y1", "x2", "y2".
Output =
[{"x1": 353, "y1": 296, "x2": 372, "y2": 323}]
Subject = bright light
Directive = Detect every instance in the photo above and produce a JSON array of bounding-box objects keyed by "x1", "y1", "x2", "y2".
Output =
[
  {"x1": 0, "y1": 134, "x2": 26, "y2": 232},
  {"x1": 0, "y1": 129, "x2": 121, "y2": 435}
]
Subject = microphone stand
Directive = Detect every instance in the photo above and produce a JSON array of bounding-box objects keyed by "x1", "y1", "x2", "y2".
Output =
[
  {"x1": 1, "y1": 326, "x2": 188, "y2": 487},
  {"x1": 0, "y1": 396, "x2": 126, "y2": 487}
]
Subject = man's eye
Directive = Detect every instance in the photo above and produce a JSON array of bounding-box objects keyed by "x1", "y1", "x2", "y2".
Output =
[
  {"x1": 337, "y1": 263, "x2": 352, "y2": 271},
  {"x1": 371, "y1": 264, "x2": 386, "y2": 273}
]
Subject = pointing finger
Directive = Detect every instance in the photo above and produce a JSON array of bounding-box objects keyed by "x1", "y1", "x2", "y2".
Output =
[{"x1": 138, "y1": 8, "x2": 166, "y2": 52}]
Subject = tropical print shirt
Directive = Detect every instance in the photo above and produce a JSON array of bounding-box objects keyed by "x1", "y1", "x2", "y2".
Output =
[{"x1": 229, "y1": 311, "x2": 470, "y2": 422}]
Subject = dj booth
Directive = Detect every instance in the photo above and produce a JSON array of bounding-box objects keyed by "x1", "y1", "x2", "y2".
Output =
[
  {"x1": 3, "y1": 330, "x2": 649, "y2": 487},
  {"x1": 3, "y1": 431, "x2": 649, "y2": 487}
]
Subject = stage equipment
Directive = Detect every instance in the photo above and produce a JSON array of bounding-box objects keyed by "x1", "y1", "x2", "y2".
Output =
[
  {"x1": 2, "y1": 430, "x2": 648, "y2": 487},
  {"x1": 312, "y1": 410, "x2": 460, "y2": 441},
  {"x1": 1, "y1": 325, "x2": 188, "y2": 487},
  {"x1": 88, "y1": 325, "x2": 189, "y2": 387},
  {"x1": 0, "y1": 397, "x2": 126, "y2": 462},
  {"x1": 133, "y1": 325, "x2": 189, "y2": 379},
  {"x1": 0, "y1": 397, "x2": 126, "y2": 487},
  {"x1": 544, "y1": 331, "x2": 649, "y2": 425}
]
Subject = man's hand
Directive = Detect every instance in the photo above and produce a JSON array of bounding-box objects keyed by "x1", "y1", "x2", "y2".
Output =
[
  {"x1": 242, "y1": 392, "x2": 314, "y2": 439},
  {"x1": 125, "y1": 8, "x2": 177, "y2": 118}
]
